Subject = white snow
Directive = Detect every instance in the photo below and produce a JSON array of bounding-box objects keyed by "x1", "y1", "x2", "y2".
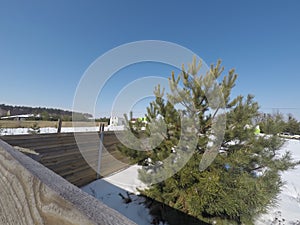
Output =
[
  {"x1": 106, "y1": 124, "x2": 125, "y2": 131},
  {"x1": 103, "y1": 165, "x2": 148, "y2": 194},
  {"x1": 256, "y1": 139, "x2": 300, "y2": 224},
  {"x1": 81, "y1": 165, "x2": 157, "y2": 225},
  {"x1": 82, "y1": 180, "x2": 154, "y2": 225},
  {"x1": 0, "y1": 113, "x2": 36, "y2": 119},
  {"x1": 82, "y1": 140, "x2": 300, "y2": 225},
  {"x1": 0, "y1": 126, "x2": 126, "y2": 135}
]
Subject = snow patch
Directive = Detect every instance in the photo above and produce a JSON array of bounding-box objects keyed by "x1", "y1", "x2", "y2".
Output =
[
  {"x1": 82, "y1": 180, "x2": 154, "y2": 225},
  {"x1": 0, "y1": 126, "x2": 122, "y2": 135},
  {"x1": 103, "y1": 165, "x2": 148, "y2": 195},
  {"x1": 81, "y1": 167, "x2": 165, "y2": 225},
  {"x1": 256, "y1": 139, "x2": 300, "y2": 224}
]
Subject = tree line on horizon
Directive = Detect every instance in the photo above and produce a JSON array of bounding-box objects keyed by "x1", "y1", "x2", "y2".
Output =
[
  {"x1": 0, "y1": 104, "x2": 93, "y2": 121},
  {"x1": 258, "y1": 112, "x2": 300, "y2": 135}
]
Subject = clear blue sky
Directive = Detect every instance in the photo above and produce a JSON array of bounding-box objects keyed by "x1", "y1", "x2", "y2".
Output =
[{"x1": 1, "y1": 0, "x2": 300, "y2": 118}]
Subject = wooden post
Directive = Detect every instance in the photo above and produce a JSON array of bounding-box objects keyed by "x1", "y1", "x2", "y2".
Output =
[
  {"x1": 57, "y1": 118, "x2": 62, "y2": 133},
  {"x1": 97, "y1": 124, "x2": 105, "y2": 179},
  {"x1": 99, "y1": 122, "x2": 102, "y2": 132}
]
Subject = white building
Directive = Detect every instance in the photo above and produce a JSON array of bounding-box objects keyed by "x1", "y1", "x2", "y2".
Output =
[
  {"x1": 109, "y1": 116, "x2": 126, "y2": 126},
  {"x1": 107, "y1": 116, "x2": 126, "y2": 131}
]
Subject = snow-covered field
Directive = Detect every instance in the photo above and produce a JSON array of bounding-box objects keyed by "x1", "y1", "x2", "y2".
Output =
[
  {"x1": 82, "y1": 140, "x2": 300, "y2": 225},
  {"x1": 256, "y1": 139, "x2": 300, "y2": 225},
  {"x1": 0, "y1": 127, "x2": 99, "y2": 135},
  {"x1": 81, "y1": 166, "x2": 157, "y2": 225},
  {"x1": 0, "y1": 125, "x2": 124, "y2": 135}
]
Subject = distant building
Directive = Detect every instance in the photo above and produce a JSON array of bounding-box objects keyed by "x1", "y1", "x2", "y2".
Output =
[
  {"x1": 106, "y1": 116, "x2": 126, "y2": 131},
  {"x1": 0, "y1": 114, "x2": 40, "y2": 120},
  {"x1": 107, "y1": 116, "x2": 148, "y2": 131},
  {"x1": 109, "y1": 116, "x2": 126, "y2": 126}
]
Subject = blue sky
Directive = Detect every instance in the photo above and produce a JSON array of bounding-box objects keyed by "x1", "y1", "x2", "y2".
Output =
[{"x1": 1, "y1": 0, "x2": 300, "y2": 118}]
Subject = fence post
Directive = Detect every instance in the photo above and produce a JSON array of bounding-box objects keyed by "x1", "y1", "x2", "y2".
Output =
[
  {"x1": 97, "y1": 124, "x2": 105, "y2": 179},
  {"x1": 57, "y1": 119, "x2": 62, "y2": 133}
]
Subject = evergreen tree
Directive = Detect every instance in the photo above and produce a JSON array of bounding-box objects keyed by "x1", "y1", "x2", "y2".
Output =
[
  {"x1": 284, "y1": 114, "x2": 300, "y2": 135},
  {"x1": 118, "y1": 58, "x2": 300, "y2": 224},
  {"x1": 259, "y1": 113, "x2": 300, "y2": 135},
  {"x1": 258, "y1": 112, "x2": 286, "y2": 135}
]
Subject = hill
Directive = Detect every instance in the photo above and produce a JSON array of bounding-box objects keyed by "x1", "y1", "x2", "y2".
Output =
[{"x1": 0, "y1": 104, "x2": 92, "y2": 121}]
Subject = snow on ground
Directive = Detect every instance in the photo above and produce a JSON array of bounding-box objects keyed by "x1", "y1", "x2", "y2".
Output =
[
  {"x1": 82, "y1": 140, "x2": 300, "y2": 225},
  {"x1": 82, "y1": 180, "x2": 154, "y2": 225},
  {"x1": 106, "y1": 125, "x2": 125, "y2": 131},
  {"x1": 103, "y1": 165, "x2": 148, "y2": 194},
  {"x1": 256, "y1": 139, "x2": 300, "y2": 224},
  {"x1": 0, "y1": 125, "x2": 125, "y2": 135},
  {"x1": 81, "y1": 165, "x2": 159, "y2": 225},
  {"x1": 0, "y1": 127, "x2": 99, "y2": 135}
]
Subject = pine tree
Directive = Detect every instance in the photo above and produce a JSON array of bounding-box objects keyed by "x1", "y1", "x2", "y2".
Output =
[
  {"x1": 118, "y1": 58, "x2": 300, "y2": 224},
  {"x1": 284, "y1": 114, "x2": 300, "y2": 135},
  {"x1": 258, "y1": 112, "x2": 286, "y2": 135}
]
